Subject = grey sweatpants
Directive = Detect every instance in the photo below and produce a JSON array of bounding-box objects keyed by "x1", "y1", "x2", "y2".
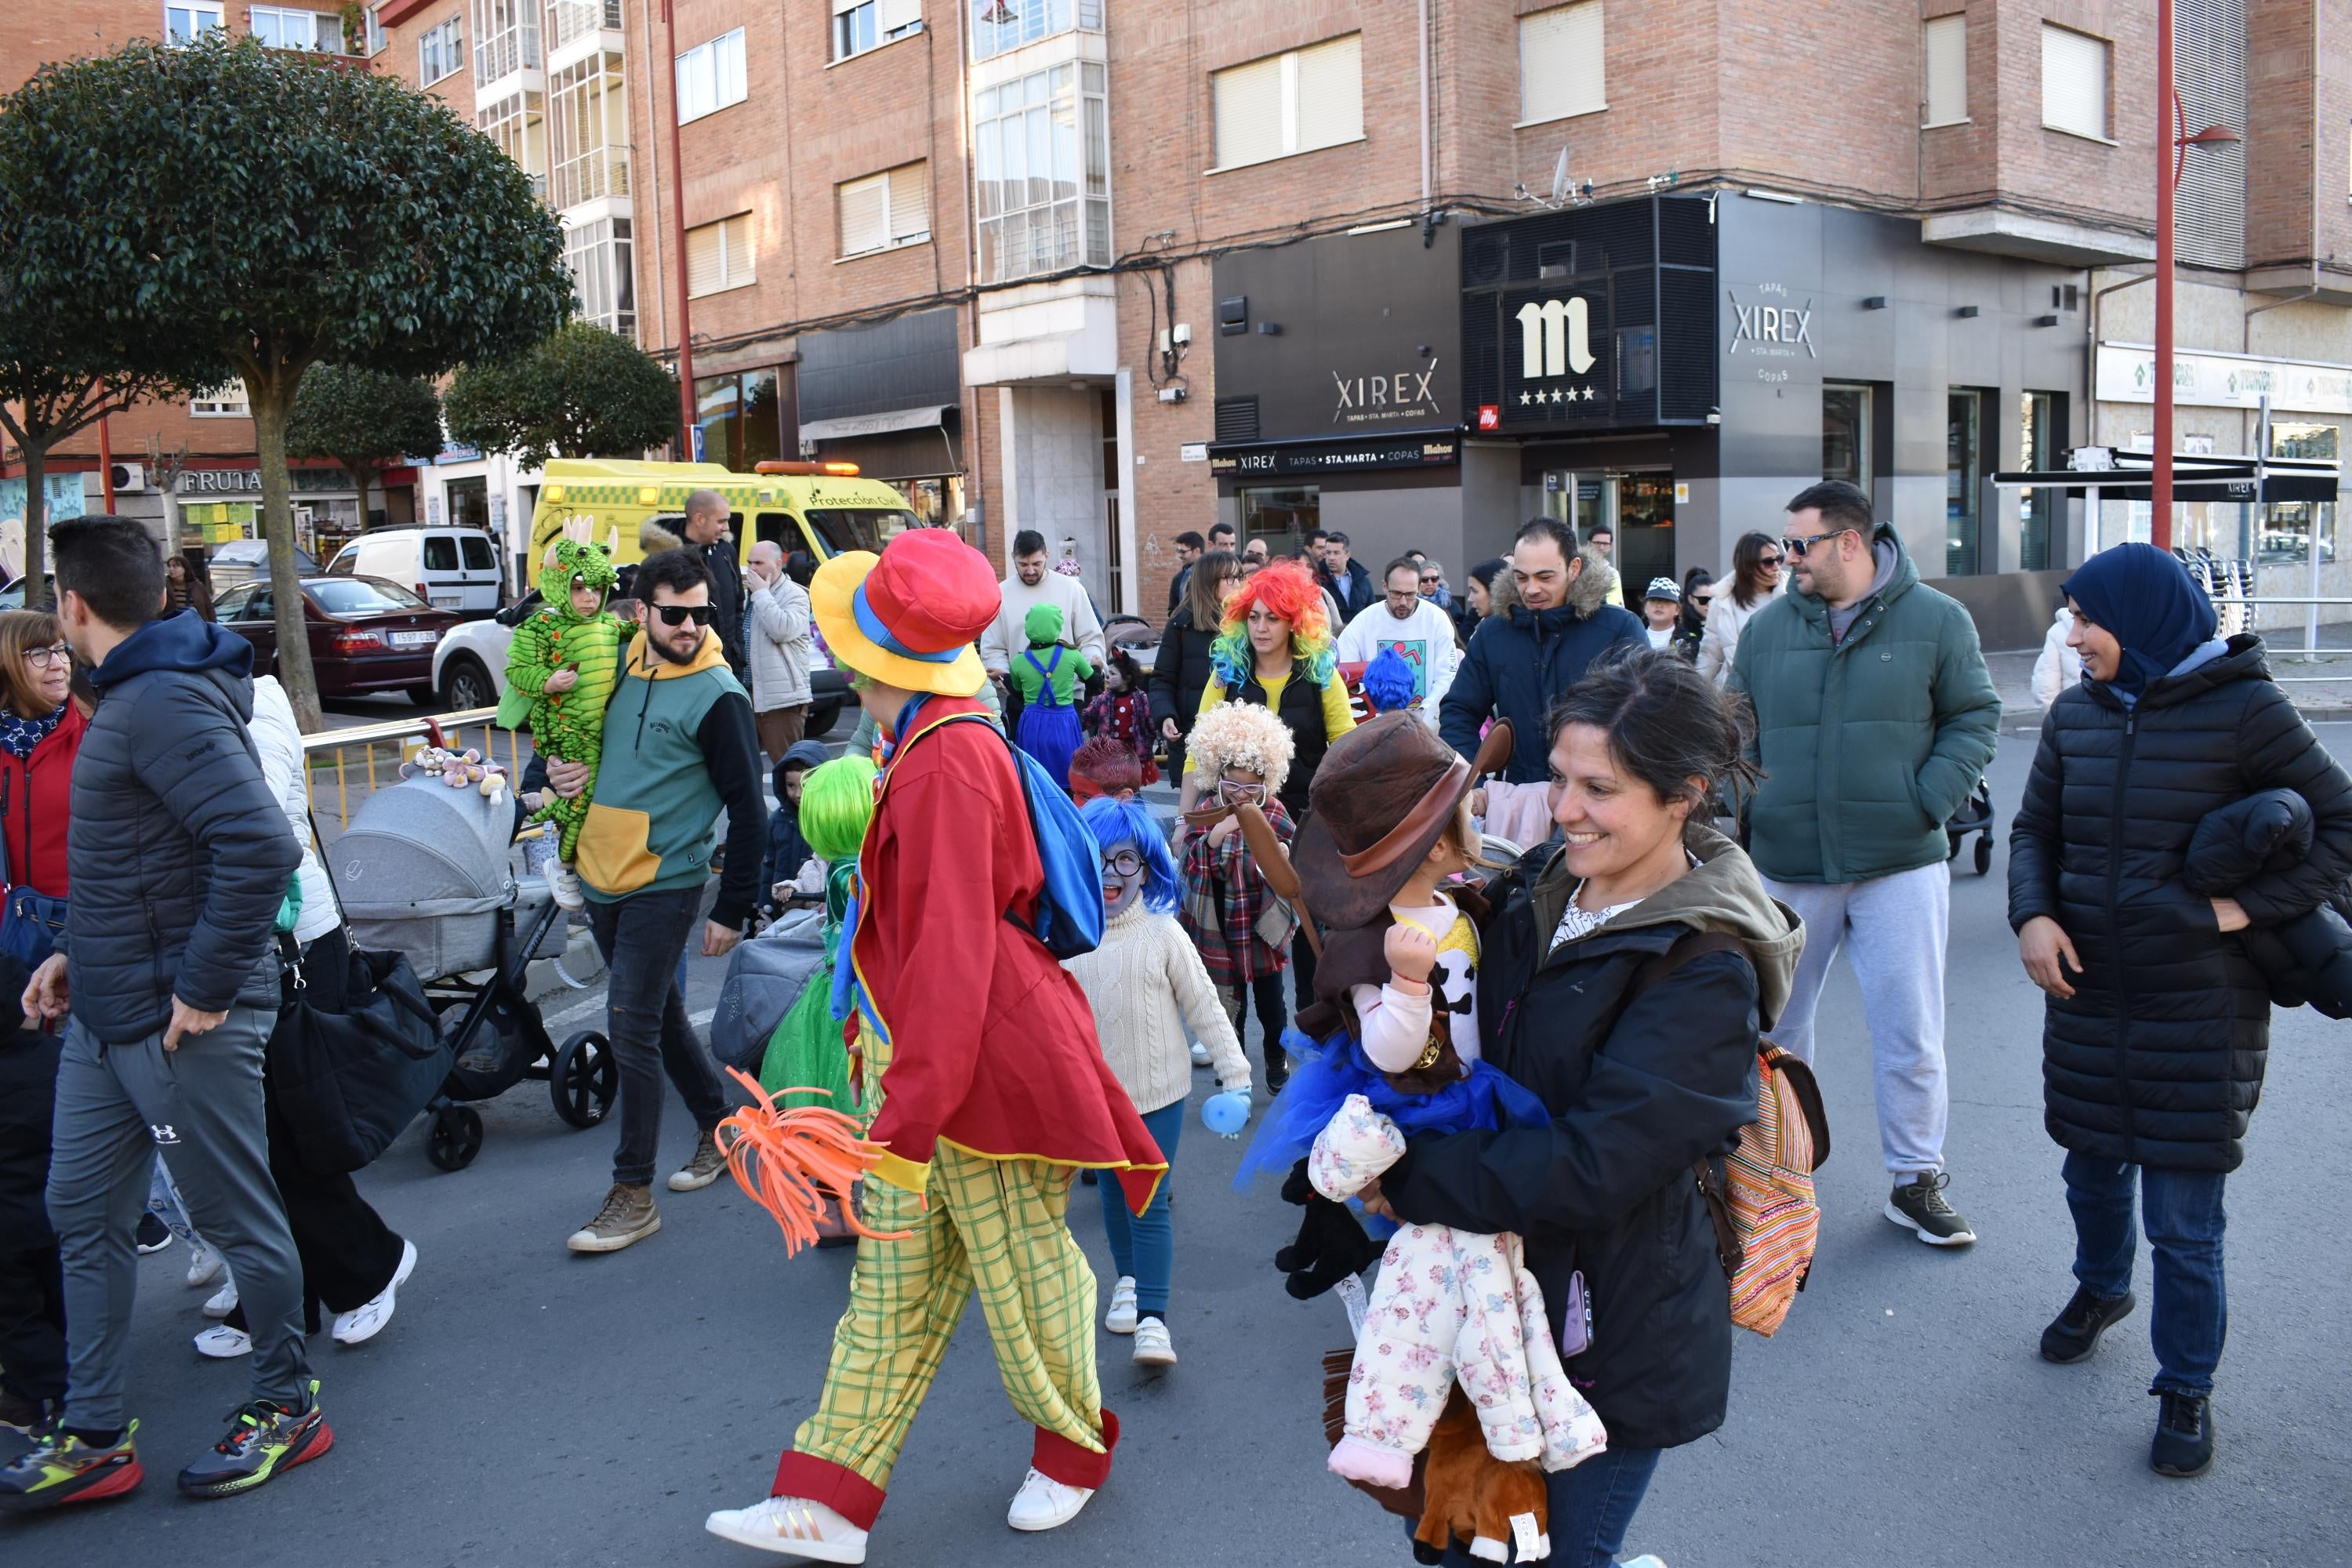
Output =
[
  {"x1": 1762, "y1": 861, "x2": 1951, "y2": 1179},
  {"x1": 47, "y1": 1008, "x2": 309, "y2": 1431}
]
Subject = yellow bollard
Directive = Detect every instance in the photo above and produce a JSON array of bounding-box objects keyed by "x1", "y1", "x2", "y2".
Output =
[{"x1": 336, "y1": 750, "x2": 349, "y2": 829}]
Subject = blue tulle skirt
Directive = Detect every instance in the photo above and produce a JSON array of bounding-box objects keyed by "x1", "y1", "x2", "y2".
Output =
[
  {"x1": 1233, "y1": 1025, "x2": 1554, "y2": 1191},
  {"x1": 1017, "y1": 701, "x2": 1082, "y2": 793}
]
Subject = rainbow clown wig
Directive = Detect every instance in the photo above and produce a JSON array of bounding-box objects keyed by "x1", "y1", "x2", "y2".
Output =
[
  {"x1": 1078, "y1": 796, "x2": 1179, "y2": 914},
  {"x1": 1208, "y1": 558, "x2": 1334, "y2": 691}
]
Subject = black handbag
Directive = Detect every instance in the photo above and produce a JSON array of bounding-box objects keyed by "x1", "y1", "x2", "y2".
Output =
[{"x1": 266, "y1": 934, "x2": 452, "y2": 1177}]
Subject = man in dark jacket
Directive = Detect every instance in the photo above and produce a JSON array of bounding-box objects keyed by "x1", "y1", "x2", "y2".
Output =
[
  {"x1": 1164, "y1": 531, "x2": 1203, "y2": 614},
  {"x1": 683, "y1": 488, "x2": 749, "y2": 680},
  {"x1": 1316, "y1": 531, "x2": 1377, "y2": 621},
  {"x1": 1439, "y1": 517, "x2": 1646, "y2": 782},
  {"x1": 1729, "y1": 481, "x2": 2000, "y2": 1247},
  {"x1": 2, "y1": 517, "x2": 324, "y2": 1511}
]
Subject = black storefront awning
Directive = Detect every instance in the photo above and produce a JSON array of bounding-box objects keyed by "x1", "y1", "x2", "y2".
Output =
[
  {"x1": 1995, "y1": 455, "x2": 2339, "y2": 505},
  {"x1": 1207, "y1": 431, "x2": 1460, "y2": 478}
]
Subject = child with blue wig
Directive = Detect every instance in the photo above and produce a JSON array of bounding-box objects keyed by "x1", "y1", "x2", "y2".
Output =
[{"x1": 1061, "y1": 795, "x2": 1252, "y2": 1369}]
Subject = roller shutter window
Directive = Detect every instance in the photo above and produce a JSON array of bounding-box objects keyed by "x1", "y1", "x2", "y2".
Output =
[
  {"x1": 687, "y1": 213, "x2": 754, "y2": 297},
  {"x1": 838, "y1": 163, "x2": 929, "y2": 258},
  {"x1": 1212, "y1": 53, "x2": 1285, "y2": 170},
  {"x1": 1923, "y1": 13, "x2": 1965, "y2": 127},
  {"x1": 1293, "y1": 34, "x2": 1363, "y2": 153},
  {"x1": 2173, "y1": 0, "x2": 2248, "y2": 270},
  {"x1": 887, "y1": 162, "x2": 931, "y2": 245},
  {"x1": 1519, "y1": 2, "x2": 1606, "y2": 126},
  {"x1": 2041, "y1": 23, "x2": 2109, "y2": 142},
  {"x1": 1213, "y1": 34, "x2": 1359, "y2": 171}
]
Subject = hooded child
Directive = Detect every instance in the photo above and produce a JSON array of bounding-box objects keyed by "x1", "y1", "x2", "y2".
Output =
[
  {"x1": 1008, "y1": 602, "x2": 1093, "y2": 791},
  {"x1": 500, "y1": 534, "x2": 628, "y2": 910}
]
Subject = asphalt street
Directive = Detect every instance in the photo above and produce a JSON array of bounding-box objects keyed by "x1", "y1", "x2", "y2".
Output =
[{"x1": 11, "y1": 722, "x2": 2348, "y2": 1568}]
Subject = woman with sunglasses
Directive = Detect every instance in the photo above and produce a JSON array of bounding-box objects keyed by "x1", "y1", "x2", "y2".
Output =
[
  {"x1": 1149, "y1": 547, "x2": 1243, "y2": 782},
  {"x1": 1694, "y1": 531, "x2": 1783, "y2": 686},
  {"x1": 0, "y1": 612, "x2": 86, "y2": 1432}
]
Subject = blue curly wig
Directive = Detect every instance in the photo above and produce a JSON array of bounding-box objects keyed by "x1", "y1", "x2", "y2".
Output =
[
  {"x1": 1359, "y1": 646, "x2": 1418, "y2": 714},
  {"x1": 1077, "y1": 796, "x2": 1179, "y2": 915}
]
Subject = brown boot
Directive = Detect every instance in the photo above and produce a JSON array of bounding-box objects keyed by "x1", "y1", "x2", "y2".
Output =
[
  {"x1": 667, "y1": 1129, "x2": 726, "y2": 1192},
  {"x1": 565, "y1": 1183, "x2": 660, "y2": 1254}
]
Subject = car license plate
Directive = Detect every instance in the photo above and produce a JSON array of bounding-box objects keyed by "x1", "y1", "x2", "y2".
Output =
[
  {"x1": 390, "y1": 630, "x2": 438, "y2": 648},
  {"x1": 430, "y1": 593, "x2": 462, "y2": 608}
]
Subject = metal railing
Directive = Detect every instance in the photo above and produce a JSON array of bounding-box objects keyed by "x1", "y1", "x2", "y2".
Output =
[
  {"x1": 299, "y1": 707, "x2": 531, "y2": 832},
  {"x1": 2202, "y1": 594, "x2": 2352, "y2": 683}
]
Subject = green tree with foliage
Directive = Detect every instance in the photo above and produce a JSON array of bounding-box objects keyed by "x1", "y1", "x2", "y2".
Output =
[
  {"x1": 0, "y1": 35, "x2": 572, "y2": 728},
  {"x1": 444, "y1": 321, "x2": 682, "y2": 470},
  {"x1": 285, "y1": 365, "x2": 444, "y2": 536}
]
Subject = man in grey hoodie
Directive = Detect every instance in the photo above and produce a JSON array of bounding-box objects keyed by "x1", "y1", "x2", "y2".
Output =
[{"x1": 2, "y1": 518, "x2": 325, "y2": 1512}]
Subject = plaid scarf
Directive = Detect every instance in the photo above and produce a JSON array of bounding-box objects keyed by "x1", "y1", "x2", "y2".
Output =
[{"x1": 1178, "y1": 800, "x2": 1299, "y2": 984}]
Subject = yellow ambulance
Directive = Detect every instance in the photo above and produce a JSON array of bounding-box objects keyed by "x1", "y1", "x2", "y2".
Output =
[{"x1": 527, "y1": 457, "x2": 916, "y2": 569}]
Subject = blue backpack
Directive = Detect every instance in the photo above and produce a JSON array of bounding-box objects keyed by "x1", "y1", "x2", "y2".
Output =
[{"x1": 904, "y1": 712, "x2": 1105, "y2": 960}]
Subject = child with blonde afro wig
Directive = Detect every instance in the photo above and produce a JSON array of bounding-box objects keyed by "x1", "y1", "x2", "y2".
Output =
[{"x1": 1177, "y1": 700, "x2": 1303, "y2": 1090}]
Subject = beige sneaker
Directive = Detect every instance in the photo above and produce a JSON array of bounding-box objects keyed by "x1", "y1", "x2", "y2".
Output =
[
  {"x1": 667, "y1": 1130, "x2": 726, "y2": 1192},
  {"x1": 565, "y1": 1183, "x2": 660, "y2": 1253}
]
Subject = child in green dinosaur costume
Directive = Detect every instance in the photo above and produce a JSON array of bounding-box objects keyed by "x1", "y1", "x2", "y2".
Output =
[{"x1": 499, "y1": 535, "x2": 627, "y2": 910}]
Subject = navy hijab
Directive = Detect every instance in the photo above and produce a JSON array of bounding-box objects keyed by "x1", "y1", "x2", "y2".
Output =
[{"x1": 2060, "y1": 543, "x2": 2218, "y2": 699}]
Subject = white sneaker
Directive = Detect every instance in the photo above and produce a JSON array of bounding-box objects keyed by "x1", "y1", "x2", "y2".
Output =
[
  {"x1": 544, "y1": 859, "x2": 586, "y2": 912},
  {"x1": 184, "y1": 1244, "x2": 223, "y2": 1290},
  {"x1": 1621, "y1": 1558, "x2": 1670, "y2": 1568},
  {"x1": 201, "y1": 1281, "x2": 238, "y2": 1320},
  {"x1": 194, "y1": 1324, "x2": 251, "y2": 1359},
  {"x1": 1189, "y1": 1040, "x2": 1209, "y2": 1068},
  {"x1": 1103, "y1": 1275, "x2": 1138, "y2": 1335},
  {"x1": 1132, "y1": 1316, "x2": 1177, "y2": 1367},
  {"x1": 1007, "y1": 1468, "x2": 1094, "y2": 1533},
  {"x1": 332, "y1": 1237, "x2": 417, "y2": 1346},
  {"x1": 703, "y1": 1496, "x2": 869, "y2": 1563}
]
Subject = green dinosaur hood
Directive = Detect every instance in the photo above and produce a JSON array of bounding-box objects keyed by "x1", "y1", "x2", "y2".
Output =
[{"x1": 539, "y1": 539, "x2": 619, "y2": 620}]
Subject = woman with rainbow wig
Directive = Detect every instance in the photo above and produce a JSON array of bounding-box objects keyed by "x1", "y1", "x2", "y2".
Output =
[
  {"x1": 1061, "y1": 796, "x2": 1251, "y2": 1370},
  {"x1": 1175, "y1": 558, "x2": 1356, "y2": 1044}
]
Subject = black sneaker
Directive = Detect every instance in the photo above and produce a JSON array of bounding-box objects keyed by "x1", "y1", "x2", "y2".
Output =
[
  {"x1": 2151, "y1": 1390, "x2": 2215, "y2": 1478},
  {"x1": 176, "y1": 1381, "x2": 333, "y2": 1499},
  {"x1": 1885, "y1": 1171, "x2": 1976, "y2": 1247},
  {"x1": 0, "y1": 1389, "x2": 49, "y2": 1436},
  {"x1": 134, "y1": 1213, "x2": 173, "y2": 1255},
  {"x1": 2040, "y1": 1285, "x2": 2136, "y2": 1363}
]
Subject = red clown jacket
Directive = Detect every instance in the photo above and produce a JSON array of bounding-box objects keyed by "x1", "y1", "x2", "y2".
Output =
[{"x1": 854, "y1": 694, "x2": 1166, "y2": 1214}]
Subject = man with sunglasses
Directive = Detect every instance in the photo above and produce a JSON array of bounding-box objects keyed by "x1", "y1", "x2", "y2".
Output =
[
  {"x1": 1727, "y1": 480, "x2": 2000, "y2": 1248},
  {"x1": 551, "y1": 549, "x2": 767, "y2": 1254}
]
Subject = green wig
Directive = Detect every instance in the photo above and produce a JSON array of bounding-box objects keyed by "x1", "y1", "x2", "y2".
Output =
[{"x1": 799, "y1": 753, "x2": 880, "y2": 862}]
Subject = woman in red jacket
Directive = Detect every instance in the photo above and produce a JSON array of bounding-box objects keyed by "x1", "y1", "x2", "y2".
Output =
[{"x1": 0, "y1": 610, "x2": 85, "y2": 1432}]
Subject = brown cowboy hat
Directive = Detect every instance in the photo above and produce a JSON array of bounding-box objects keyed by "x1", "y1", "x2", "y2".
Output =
[{"x1": 1293, "y1": 716, "x2": 1516, "y2": 931}]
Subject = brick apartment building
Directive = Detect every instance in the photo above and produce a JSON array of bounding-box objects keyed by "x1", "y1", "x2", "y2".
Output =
[{"x1": 7, "y1": 2, "x2": 2351, "y2": 642}]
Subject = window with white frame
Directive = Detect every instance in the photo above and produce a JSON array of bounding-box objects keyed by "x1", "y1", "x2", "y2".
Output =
[
  {"x1": 834, "y1": 0, "x2": 923, "y2": 62},
  {"x1": 837, "y1": 165, "x2": 930, "y2": 260},
  {"x1": 362, "y1": 4, "x2": 387, "y2": 55},
  {"x1": 190, "y1": 382, "x2": 251, "y2": 418},
  {"x1": 1519, "y1": 4, "x2": 1605, "y2": 125},
  {"x1": 249, "y1": 5, "x2": 342, "y2": 51},
  {"x1": 477, "y1": 89, "x2": 546, "y2": 197},
  {"x1": 688, "y1": 212, "x2": 758, "y2": 294},
  {"x1": 971, "y1": 0, "x2": 1099, "y2": 63},
  {"x1": 2042, "y1": 24, "x2": 2109, "y2": 141},
  {"x1": 675, "y1": 28, "x2": 747, "y2": 124},
  {"x1": 1923, "y1": 13, "x2": 1965, "y2": 126},
  {"x1": 419, "y1": 16, "x2": 464, "y2": 85},
  {"x1": 165, "y1": 2, "x2": 225, "y2": 45},
  {"x1": 548, "y1": 49, "x2": 630, "y2": 207},
  {"x1": 546, "y1": 0, "x2": 622, "y2": 52},
  {"x1": 471, "y1": 0, "x2": 540, "y2": 85},
  {"x1": 1211, "y1": 34, "x2": 1363, "y2": 172},
  {"x1": 974, "y1": 63, "x2": 1109, "y2": 281},
  {"x1": 566, "y1": 216, "x2": 636, "y2": 338}
]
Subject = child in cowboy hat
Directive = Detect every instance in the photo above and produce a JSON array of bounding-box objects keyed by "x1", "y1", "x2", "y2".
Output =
[{"x1": 706, "y1": 528, "x2": 1167, "y2": 1564}]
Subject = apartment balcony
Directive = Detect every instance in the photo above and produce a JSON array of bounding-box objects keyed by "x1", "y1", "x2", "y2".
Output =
[
  {"x1": 546, "y1": 0, "x2": 626, "y2": 73},
  {"x1": 1922, "y1": 207, "x2": 2154, "y2": 269},
  {"x1": 550, "y1": 150, "x2": 630, "y2": 212}
]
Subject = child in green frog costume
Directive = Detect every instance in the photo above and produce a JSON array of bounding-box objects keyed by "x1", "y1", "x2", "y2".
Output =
[
  {"x1": 499, "y1": 535, "x2": 627, "y2": 909},
  {"x1": 1007, "y1": 601, "x2": 1092, "y2": 791}
]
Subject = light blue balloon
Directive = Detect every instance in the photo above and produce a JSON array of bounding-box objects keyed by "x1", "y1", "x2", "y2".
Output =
[{"x1": 1201, "y1": 1091, "x2": 1251, "y2": 1138}]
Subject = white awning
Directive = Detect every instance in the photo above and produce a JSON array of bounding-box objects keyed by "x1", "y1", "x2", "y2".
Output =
[{"x1": 797, "y1": 405, "x2": 951, "y2": 444}]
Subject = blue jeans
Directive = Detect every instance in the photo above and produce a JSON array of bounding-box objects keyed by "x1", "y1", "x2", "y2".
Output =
[
  {"x1": 1096, "y1": 1098, "x2": 1183, "y2": 1319},
  {"x1": 1420, "y1": 1444, "x2": 1661, "y2": 1568},
  {"x1": 586, "y1": 885, "x2": 729, "y2": 1189},
  {"x1": 2063, "y1": 1151, "x2": 2228, "y2": 1397}
]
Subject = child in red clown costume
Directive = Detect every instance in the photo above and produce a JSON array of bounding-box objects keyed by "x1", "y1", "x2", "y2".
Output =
[{"x1": 705, "y1": 529, "x2": 1167, "y2": 1564}]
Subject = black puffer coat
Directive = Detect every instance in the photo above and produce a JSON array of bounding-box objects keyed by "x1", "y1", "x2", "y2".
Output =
[
  {"x1": 2185, "y1": 789, "x2": 2352, "y2": 1018},
  {"x1": 2008, "y1": 636, "x2": 2352, "y2": 1171},
  {"x1": 1146, "y1": 602, "x2": 1218, "y2": 774},
  {"x1": 1382, "y1": 828, "x2": 1801, "y2": 1451}
]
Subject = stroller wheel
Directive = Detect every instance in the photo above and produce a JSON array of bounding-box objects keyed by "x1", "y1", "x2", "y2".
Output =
[
  {"x1": 427, "y1": 1106, "x2": 485, "y2": 1172},
  {"x1": 550, "y1": 1031, "x2": 618, "y2": 1130},
  {"x1": 1974, "y1": 835, "x2": 1994, "y2": 875}
]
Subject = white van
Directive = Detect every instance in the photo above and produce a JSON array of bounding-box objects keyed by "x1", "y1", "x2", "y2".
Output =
[{"x1": 326, "y1": 528, "x2": 503, "y2": 616}]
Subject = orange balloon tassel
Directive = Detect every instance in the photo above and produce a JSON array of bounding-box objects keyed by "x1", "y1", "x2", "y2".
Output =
[{"x1": 713, "y1": 1067, "x2": 912, "y2": 1254}]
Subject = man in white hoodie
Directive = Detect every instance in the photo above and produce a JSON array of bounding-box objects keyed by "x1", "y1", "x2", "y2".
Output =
[{"x1": 1334, "y1": 557, "x2": 1460, "y2": 724}]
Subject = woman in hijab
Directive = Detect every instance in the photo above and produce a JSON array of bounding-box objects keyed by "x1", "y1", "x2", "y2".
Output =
[{"x1": 2009, "y1": 542, "x2": 2352, "y2": 1481}]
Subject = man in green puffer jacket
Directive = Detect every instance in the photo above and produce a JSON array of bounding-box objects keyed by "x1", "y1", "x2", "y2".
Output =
[{"x1": 1729, "y1": 481, "x2": 2000, "y2": 1248}]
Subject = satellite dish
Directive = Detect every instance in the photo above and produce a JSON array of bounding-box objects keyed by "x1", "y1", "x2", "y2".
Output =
[{"x1": 1549, "y1": 147, "x2": 1570, "y2": 204}]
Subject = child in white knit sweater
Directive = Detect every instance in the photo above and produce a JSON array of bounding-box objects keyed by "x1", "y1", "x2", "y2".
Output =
[{"x1": 1063, "y1": 795, "x2": 1252, "y2": 1369}]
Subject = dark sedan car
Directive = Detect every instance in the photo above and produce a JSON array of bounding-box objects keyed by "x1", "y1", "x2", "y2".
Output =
[{"x1": 214, "y1": 575, "x2": 459, "y2": 705}]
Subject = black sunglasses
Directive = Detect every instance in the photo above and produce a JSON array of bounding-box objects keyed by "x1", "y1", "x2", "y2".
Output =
[
  {"x1": 1778, "y1": 528, "x2": 1855, "y2": 559},
  {"x1": 652, "y1": 603, "x2": 715, "y2": 627}
]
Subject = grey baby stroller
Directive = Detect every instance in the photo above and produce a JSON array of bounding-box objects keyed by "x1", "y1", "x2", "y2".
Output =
[
  {"x1": 332, "y1": 767, "x2": 615, "y2": 1171},
  {"x1": 1945, "y1": 778, "x2": 1997, "y2": 875}
]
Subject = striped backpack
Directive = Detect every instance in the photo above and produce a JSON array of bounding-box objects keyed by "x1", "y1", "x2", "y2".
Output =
[{"x1": 1636, "y1": 931, "x2": 1831, "y2": 1338}]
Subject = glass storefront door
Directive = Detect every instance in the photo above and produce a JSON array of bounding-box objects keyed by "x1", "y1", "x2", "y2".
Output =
[
  {"x1": 1946, "y1": 390, "x2": 1985, "y2": 576},
  {"x1": 1539, "y1": 467, "x2": 1675, "y2": 591},
  {"x1": 1239, "y1": 486, "x2": 1319, "y2": 561}
]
